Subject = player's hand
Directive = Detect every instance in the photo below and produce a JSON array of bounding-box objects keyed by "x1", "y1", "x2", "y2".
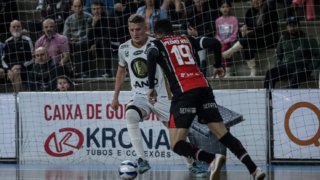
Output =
[
  {"x1": 187, "y1": 26, "x2": 198, "y2": 37},
  {"x1": 220, "y1": 41, "x2": 226, "y2": 47},
  {"x1": 148, "y1": 89, "x2": 158, "y2": 106},
  {"x1": 213, "y1": 67, "x2": 224, "y2": 80},
  {"x1": 111, "y1": 99, "x2": 119, "y2": 111}
]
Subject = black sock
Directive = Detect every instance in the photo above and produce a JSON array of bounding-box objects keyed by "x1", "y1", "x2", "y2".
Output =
[
  {"x1": 219, "y1": 132, "x2": 257, "y2": 174},
  {"x1": 173, "y1": 140, "x2": 215, "y2": 164}
]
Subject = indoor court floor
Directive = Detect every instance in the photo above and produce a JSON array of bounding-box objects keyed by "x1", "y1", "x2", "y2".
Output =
[{"x1": 1, "y1": 164, "x2": 320, "y2": 180}]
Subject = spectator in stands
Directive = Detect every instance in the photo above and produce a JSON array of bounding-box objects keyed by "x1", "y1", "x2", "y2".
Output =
[
  {"x1": 182, "y1": 0, "x2": 219, "y2": 76},
  {"x1": 63, "y1": 0, "x2": 92, "y2": 78},
  {"x1": 88, "y1": 1, "x2": 116, "y2": 78},
  {"x1": 0, "y1": 0, "x2": 18, "y2": 41},
  {"x1": 56, "y1": 76, "x2": 70, "y2": 91},
  {"x1": 40, "y1": 0, "x2": 73, "y2": 32},
  {"x1": 35, "y1": 19, "x2": 70, "y2": 75},
  {"x1": 28, "y1": 47, "x2": 64, "y2": 91},
  {"x1": 215, "y1": 0, "x2": 238, "y2": 77},
  {"x1": 222, "y1": 0, "x2": 279, "y2": 76},
  {"x1": 162, "y1": 0, "x2": 186, "y2": 23},
  {"x1": 291, "y1": 0, "x2": 316, "y2": 20},
  {"x1": 136, "y1": 0, "x2": 168, "y2": 37},
  {"x1": 1, "y1": 20, "x2": 34, "y2": 93},
  {"x1": 264, "y1": 17, "x2": 320, "y2": 89},
  {"x1": 114, "y1": 0, "x2": 145, "y2": 41},
  {"x1": 85, "y1": 0, "x2": 116, "y2": 15}
]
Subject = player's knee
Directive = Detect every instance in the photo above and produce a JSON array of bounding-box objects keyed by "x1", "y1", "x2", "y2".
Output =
[{"x1": 126, "y1": 107, "x2": 142, "y2": 125}]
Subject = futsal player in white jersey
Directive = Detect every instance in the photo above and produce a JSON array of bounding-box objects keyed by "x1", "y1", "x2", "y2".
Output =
[{"x1": 111, "y1": 14, "x2": 206, "y2": 177}]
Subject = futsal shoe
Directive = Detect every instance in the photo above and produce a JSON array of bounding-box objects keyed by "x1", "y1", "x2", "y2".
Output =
[
  {"x1": 209, "y1": 154, "x2": 226, "y2": 180},
  {"x1": 137, "y1": 158, "x2": 151, "y2": 174},
  {"x1": 189, "y1": 165, "x2": 207, "y2": 178},
  {"x1": 250, "y1": 167, "x2": 266, "y2": 180}
]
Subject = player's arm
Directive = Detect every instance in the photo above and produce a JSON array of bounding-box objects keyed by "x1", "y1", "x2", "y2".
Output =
[
  {"x1": 197, "y1": 37, "x2": 222, "y2": 68},
  {"x1": 146, "y1": 44, "x2": 159, "y2": 105},
  {"x1": 192, "y1": 37, "x2": 224, "y2": 79},
  {"x1": 111, "y1": 47, "x2": 127, "y2": 111},
  {"x1": 112, "y1": 66, "x2": 126, "y2": 110}
]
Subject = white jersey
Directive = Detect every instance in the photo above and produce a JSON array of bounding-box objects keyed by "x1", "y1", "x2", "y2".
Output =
[{"x1": 118, "y1": 37, "x2": 169, "y2": 97}]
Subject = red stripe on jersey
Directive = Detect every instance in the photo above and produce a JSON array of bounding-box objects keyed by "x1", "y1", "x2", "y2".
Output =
[
  {"x1": 169, "y1": 114, "x2": 176, "y2": 128},
  {"x1": 160, "y1": 36, "x2": 208, "y2": 92}
]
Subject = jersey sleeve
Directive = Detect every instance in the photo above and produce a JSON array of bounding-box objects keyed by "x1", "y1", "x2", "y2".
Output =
[
  {"x1": 146, "y1": 41, "x2": 160, "y2": 89},
  {"x1": 118, "y1": 44, "x2": 127, "y2": 68},
  {"x1": 188, "y1": 36, "x2": 222, "y2": 68}
]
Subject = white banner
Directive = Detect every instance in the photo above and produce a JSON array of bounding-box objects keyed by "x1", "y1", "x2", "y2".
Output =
[
  {"x1": 0, "y1": 93, "x2": 16, "y2": 158},
  {"x1": 273, "y1": 90, "x2": 320, "y2": 159},
  {"x1": 19, "y1": 90, "x2": 267, "y2": 165}
]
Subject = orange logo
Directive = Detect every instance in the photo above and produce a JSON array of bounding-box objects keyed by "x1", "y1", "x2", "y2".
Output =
[{"x1": 284, "y1": 102, "x2": 320, "y2": 147}]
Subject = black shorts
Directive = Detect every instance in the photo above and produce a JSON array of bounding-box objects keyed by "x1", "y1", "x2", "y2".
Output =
[{"x1": 169, "y1": 87, "x2": 223, "y2": 129}]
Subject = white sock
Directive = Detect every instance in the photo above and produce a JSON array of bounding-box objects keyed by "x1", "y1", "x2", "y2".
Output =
[
  {"x1": 126, "y1": 109, "x2": 146, "y2": 160},
  {"x1": 185, "y1": 137, "x2": 194, "y2": 169}
]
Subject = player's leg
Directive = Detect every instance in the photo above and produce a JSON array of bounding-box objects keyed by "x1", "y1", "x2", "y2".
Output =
[
  {"x1": 161, "y1": 122, "x2": 206, "y2": 177},
  {"x1": 154, "y1": 98, "x2": 206, "y2": 177},
  {"x1": 168, "y1": 95, "x2": 225, "y2": 180},
  {"x1": 207, "y1": 122, "x2": 265, "y2": 180},
  {"x1": 126, "y1": 98, "x2": 151, "y2": 174},
  {"x1": 169, "y1": 127, "x2": 225, "y2": 180},
  {"x1": 199, "y1": 88, "x2": 265, "y2": 180}
]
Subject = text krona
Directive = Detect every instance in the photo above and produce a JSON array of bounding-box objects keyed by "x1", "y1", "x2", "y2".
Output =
[{"x1": 44, "y1": 104, "x2": 160, "y2": 121}]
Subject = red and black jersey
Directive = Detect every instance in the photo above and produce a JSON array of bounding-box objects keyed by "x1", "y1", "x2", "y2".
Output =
[{"x1": 147, "y1": 35, "x2": 222, "y2": 96}]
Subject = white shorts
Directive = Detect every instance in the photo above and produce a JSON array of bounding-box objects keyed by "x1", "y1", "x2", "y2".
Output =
[{"x1": 127, "y1": 94, "x2": 171, "y2": 122}]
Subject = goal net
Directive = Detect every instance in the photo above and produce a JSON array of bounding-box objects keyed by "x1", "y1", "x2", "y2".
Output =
[{"x1": 0, "y1": 0, "x2": 320, "y2": 166}]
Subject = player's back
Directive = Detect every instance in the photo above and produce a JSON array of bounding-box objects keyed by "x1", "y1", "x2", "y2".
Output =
[
  {"x1": 151, "y1": 35, "x2": 209, "y2": 96},
  {"x1": 118, "y1": 37, "x2": 169, "y2": 96}
]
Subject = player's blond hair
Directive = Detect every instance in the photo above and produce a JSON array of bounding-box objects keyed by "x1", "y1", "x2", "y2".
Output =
[{"x1": 128, "y1": 14, "x2": 145, "y2": 24}]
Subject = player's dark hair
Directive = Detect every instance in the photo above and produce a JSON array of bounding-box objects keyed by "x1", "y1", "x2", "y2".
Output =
[{"x1": 154, "y1": 19, "x2": 174, "y2": 36}]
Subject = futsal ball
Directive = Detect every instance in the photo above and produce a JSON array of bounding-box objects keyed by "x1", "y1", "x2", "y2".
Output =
[{"x1": 119, "y1": 160, "x2": 138, "y2": 180}]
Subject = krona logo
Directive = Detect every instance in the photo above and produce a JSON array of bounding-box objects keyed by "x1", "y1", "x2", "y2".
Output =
[{"x1": 44, "y1": 128, "x2": 84, "y2": 157}]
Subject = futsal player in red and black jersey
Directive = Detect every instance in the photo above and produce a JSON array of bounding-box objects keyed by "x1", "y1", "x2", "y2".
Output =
[{"x1": 146, "y1": 19, "x2": 266, "y2": 180}]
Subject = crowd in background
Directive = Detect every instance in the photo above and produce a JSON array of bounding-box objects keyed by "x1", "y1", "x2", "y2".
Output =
[{"x1": 0, "y1": 0, "x2": 319, "y2": 93}]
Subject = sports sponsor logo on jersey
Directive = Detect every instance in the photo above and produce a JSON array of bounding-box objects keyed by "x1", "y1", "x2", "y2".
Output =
[
  {"x1": 179, "y1": 108, "x2": 196, "y2": 114},
  {"x1": 203, "y1": 103, "x2": 218, "y2": 109},
  {"x1": 133, "y1": 50, "x2": 144, "y2": 56},
  {"x1": 131, "y1": 58, "x2": 148, "y2": 78},
  {"x1": 133, "y1": 78, "x2": 158, "y2": 88},
  {"x1": 181, "y1": 73, "x2": 201, "y2": 78},
  {"x1": 120, "y1": 44, "x2": 129, "y2": 49}
]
